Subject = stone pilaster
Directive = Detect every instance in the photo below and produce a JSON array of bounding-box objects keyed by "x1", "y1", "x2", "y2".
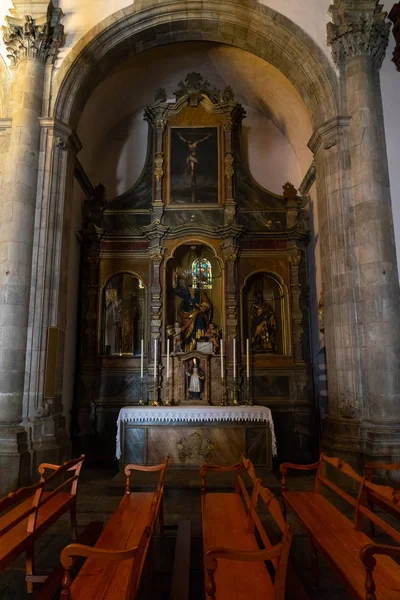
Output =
[
  {"x1": 0, "y1": 4, "x2": 64, "y2": 491},
  {"x1": 322, "y1": 1, "x2": 400, "y2": 462}
]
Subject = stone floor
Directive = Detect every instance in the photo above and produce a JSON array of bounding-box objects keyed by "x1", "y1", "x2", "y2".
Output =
[{"x1": 0, "y1": 465, "x2": 373, "y2": 599}]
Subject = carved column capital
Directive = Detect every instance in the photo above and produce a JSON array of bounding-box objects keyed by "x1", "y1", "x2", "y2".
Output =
[
  {"x1": 389, "y1": 3, "x2": 400, "y2": 71},
  {"x1": 327, "y1": 1, "x2": 390, "y2": 68},
  {"x1": 2, "y1": 3, "x2": 65, "y2": 66}
]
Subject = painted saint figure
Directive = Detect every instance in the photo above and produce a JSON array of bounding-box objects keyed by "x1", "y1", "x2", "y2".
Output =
[
  {"x1": 251, "y1": 291, "x2": 277, "y2": 352},
  {"x1": 171, "y1": 269, "x2": 212, "y2": 352},
  {"x1": 177, "y1": 131, "x2": 212, "y2": 202}
]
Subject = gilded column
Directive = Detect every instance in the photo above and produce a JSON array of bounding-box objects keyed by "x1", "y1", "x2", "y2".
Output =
[
  {"x1": 325, "y1": 0, "x2": 400, "y2": 460},
  {"x1": 0, "y1": 6, "x2": 64, "y2": 491}
]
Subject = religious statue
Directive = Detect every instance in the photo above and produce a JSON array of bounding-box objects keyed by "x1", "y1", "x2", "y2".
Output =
[
  {"x1": 251, "y1": 291, "x2": 277, "y2": 352},
  {"x1": 205, "y1": 323, "x2": 220, "y2": 353},
  {"x1": 171, "y1": 269, "x2": 212, "y2": 352},
  {"x1": 173, "y1": 321, "x2": 183, "y2": 353},
  {"x1": 186, "y1": 358, "x2": 205, "y2": 400},
  {"x1": 105, "y1": 287, "x2": 138, "y2": 355}
]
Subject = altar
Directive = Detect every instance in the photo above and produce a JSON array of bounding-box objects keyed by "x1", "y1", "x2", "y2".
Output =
[{"x1": 116, "y1": 406, "x2": 276, "y2": 470}]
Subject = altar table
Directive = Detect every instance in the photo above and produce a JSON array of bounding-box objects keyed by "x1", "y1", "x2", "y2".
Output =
[{"x1": 116, "y1": 406, "x2": 277, "y2": 470}]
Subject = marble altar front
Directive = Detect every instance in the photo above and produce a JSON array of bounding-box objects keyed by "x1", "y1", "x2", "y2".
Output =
[{"x1": 116, "y1": 406, "x2": 276, "y2": 470}]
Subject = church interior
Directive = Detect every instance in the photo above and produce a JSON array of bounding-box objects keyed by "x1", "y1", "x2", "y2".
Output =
[{"x1": 1, "y1": 1, "x2": 400, "y2": 598}]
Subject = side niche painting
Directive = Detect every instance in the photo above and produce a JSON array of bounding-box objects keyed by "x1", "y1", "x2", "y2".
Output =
[
  {"x1": 102, "y1": 273, "x2": 146, "y2": 356},
  {"x1": 169, "y1": 126, "x2": 219, "y2": 204}
]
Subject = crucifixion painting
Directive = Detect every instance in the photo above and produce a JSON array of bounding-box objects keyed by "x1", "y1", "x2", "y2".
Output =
[{"x1": 170, "y1": 126, "x2": 218, "y2": 204}]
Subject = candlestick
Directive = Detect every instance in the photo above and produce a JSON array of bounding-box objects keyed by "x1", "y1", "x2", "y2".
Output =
[
  {"x1": 153, "y1": 339, "x2": 157, "y2": 380},
  {"x1": 220, "y1": 339, "x2": 224, "y2": 379},
  {"x1": 246, "y1": 338, "x2": 249, "y2": 379},
  {"x1": 140, "y1": 339, "x2": 144, "y2": 379},
  {"x1": 166, "y1": 338, "x2": 170, "y2": 379},
  {"x1": 233, "y1": 338, "x2": 236, "y2": 380}
]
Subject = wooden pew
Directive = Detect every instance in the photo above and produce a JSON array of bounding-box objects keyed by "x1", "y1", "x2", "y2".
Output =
[
  {"x1": 201, "y1": 456, "x2": 293, "y2": 600},
  {"x1": 60, "y1": 456, "x2": 169, "y2": 600},
  {"x1": 0, "y1": 455, "x2": 85, "y2": 594},
  {"x1": 280, "y1": 453, "x2": 400, "y2": 599}
]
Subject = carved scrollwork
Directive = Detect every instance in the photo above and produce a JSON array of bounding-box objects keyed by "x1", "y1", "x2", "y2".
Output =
[
  {"x1": 222, "y1": 243, "x2": 239, "y2": 263},
  {"x1": 224, "y1": 153, "x2": 234, "y2": 179},
  {"x1": 54, "y1": 137, "x2": 67, "y2": 151},
  {"x1": 288, "y1": 249, "x2": 302, "y2": 267},
  {"x1": 154, "y1": 152, "x2": 164, "y2": 181},
  {"x1": 148, "y1": 245, "x2": 165, "y2": 266},
  {"x1": 177, "y1": 430, "x2": 214, "y2": 463},
  {"x1": 223, "y1": 116, "x2": 233, "y2": 132},
  {"x1": 339, "y1": 391, "x2": 357, "y2": 419}
]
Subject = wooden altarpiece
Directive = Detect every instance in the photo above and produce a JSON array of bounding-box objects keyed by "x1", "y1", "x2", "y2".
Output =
[{"x1": 75, "y1": 73, "x2": 313, "y2": 465}]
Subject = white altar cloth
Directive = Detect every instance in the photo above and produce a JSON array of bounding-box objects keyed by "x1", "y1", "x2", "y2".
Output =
[{"x1": 116, "y1": 405, "x2": 277, "y2": 460}]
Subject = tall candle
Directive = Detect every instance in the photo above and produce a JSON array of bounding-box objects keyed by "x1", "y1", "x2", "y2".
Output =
[
  {"x1": 221, "y1": 339, "x2": 224, "y2": 379},
  {"x1": 140, "y1": 339, "x2": 144, "y2": 379},
  {"x1": 154, "y1": 339, "x2": 157, "y2": 380},
  {"x1": 166, "y1": 338, "x2": 170, "y2": 379},
  {"x1": 246, "y1": 338, "x2": 250, "y2": 379},
  {"x1": 233, "y1": 338, "x2": 236, "y2": 379}
]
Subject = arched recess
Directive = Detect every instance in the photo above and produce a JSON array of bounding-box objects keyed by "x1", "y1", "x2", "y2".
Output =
[
  {"x1": 52, "y1": 0, "x2": 339, "y2": 131},
  {"x1": 240, "y1": 270, "x2": 291, "y2": 356},
  {"x1": 163, "y1": 239, "x2": 224, "y2": 352},
  {"x1": 98, "y1": 271, "x2": 147, "y2": 357}
]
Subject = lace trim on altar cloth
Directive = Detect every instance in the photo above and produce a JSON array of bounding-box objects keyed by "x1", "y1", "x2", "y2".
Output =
[{"x1": 116, "y1": 406, "x2": 277, "y2": 459}]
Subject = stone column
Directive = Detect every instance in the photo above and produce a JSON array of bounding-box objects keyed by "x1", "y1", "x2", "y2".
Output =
[
  {"x1": 320, "y1": 0, "x2": 400, "y2": 462},
  {"x1": 0, "y1": 7, "x2": 64, "y2": 492}
]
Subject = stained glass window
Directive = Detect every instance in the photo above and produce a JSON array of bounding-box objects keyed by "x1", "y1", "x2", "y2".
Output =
[{"x1": 192, "y1": 258, "x2": 212, "y2": 289}]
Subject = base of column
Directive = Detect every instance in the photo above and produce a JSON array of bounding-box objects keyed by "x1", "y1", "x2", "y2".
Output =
[
  {"x1": 323, "y1": 416, "x2": 400, "y2": 474},
  {"x1": 0, "y1": 425, "x2": 30, "y2": 496},
  {"x1": 29, "y1": 414, "x2": 70, "y2": 476}
]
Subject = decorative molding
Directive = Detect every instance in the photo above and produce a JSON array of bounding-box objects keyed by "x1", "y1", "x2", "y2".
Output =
[
  {"x1": 327, "y1": 1, "x2": 391, "y2": 68},
  {"x1": 2, "y1": 1, "x2": 65, "y2": 65},
  {"x1": 299, "y1": 162, "x2": 316, "y2": 195},
  {"x1": 308, "y1": 115, "x2": 351, "y2": 154},
  {"x1": 389, "y1": 3, "x2": 400, "y2": 71},
  {"x1": 54, "y1": 136, "x2": 67, "y2": 151},
  {"x1": 222, "y1": 242, "x2": 239, "y2": 263},
  {"x1": 288, "y1": 248, "x2": 302, "y2": 267},
  {"x1": 139, "y1": 220, "x2": 169, "y2": 242},
  {"x1": 0, "y1": 118, "x2": 12, "y2": 130},
  {"x1": 224, "y1": 152, "x2": 234, "y2": 179},
  {"x1": 148, "y1": 245, "x2": 165, "y2": 266}
]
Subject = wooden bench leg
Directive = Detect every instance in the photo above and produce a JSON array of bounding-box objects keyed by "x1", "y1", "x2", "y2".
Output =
[
  {"x1": 70, "y1": 498, "x2": 78, "y2": 542},
  {"x1": 159, "y1": 497, "x2": 165, "y2": 536},
  {"x1": 25, "y1": 543, "x2": 34, "y2": 594},
  {"x1": 310, "y1": 536, "x2": 318, "y2": 597}
]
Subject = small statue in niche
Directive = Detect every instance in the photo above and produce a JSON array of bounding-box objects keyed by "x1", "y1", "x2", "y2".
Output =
[
  {"x1": 251, "y1": 291, "x2": 277, "y2": 352},
  {"x1": 205, "y1": 323, "x2": 220, "y2": 353},
  {"x1": 186, "y1": 358, "x2": 205, "y2": 400},
  {"x1": 173, "y1": 321, "x2": 183, "y2": 354}
]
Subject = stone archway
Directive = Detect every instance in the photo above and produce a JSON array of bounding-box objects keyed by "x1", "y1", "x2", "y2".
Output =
[
  {"x1": 52, "y1": 0, "x2": 339, "y2": 130},
  {"x1": 2, "y1": 0, "x2": 399, "y2": 493}
]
